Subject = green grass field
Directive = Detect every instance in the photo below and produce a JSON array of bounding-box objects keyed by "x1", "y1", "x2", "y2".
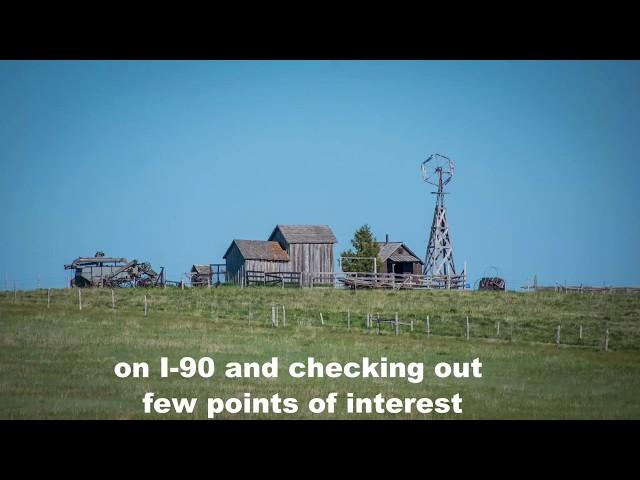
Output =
[{"x1": 1, "y1": 286, "x2": 639, "y2": 419}]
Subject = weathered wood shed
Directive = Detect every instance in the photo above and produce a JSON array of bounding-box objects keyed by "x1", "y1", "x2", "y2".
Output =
[
  {"x1": 190, "y1": 264, "x2": 211, "y2": 286},
  {"x1": 268, "y1": 225, "x2": 337, "y2": 274},
  {"x1": 223, "y1": 240, "x2": 290, "y2": 285},
  {"x1": 377, "y1": 241, "x2": 424, "y2": 275}
]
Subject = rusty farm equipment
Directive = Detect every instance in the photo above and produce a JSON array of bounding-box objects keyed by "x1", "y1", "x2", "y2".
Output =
[
  {"x1": 478, "y1": 277, "x2": 506, "y2": 291},
  {"x1": 64, "y1": 251, "x2": 165, "y2": 288}
]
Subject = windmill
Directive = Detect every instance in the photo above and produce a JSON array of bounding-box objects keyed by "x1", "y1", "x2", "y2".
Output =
[{"x1": 421, "y1": 153, "x2": 466, "y2": 289}]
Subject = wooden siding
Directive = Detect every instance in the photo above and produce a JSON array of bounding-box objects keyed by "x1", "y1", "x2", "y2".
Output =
[
  {"x1": 270, "y1": 229, "x2": 335, "y2": 273},
  {"x1": 225, "y1": 243, "x2": 290, "y2": 286},
  {"x1": 288, "y1": 243, "x2": 334, "y2": 273}
]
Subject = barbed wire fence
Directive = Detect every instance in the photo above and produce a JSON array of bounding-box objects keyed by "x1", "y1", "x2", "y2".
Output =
[{"x1": 1, "y1": 286, "x2": 636, "y2": 352}]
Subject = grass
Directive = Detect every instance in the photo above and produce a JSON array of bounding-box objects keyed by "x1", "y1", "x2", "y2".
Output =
[{"x1": 1, "y1": 286, "x2": 639, "y2": 419}]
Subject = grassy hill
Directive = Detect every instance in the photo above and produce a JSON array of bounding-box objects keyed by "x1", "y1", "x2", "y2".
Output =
[{"x1": 1, "y1": 286, "x2": 639, "y2": 419}]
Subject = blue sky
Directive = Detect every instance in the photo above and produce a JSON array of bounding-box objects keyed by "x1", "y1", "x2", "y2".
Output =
[{"x1": 1, "y1": 60, "x2": 639, "y2": 289}]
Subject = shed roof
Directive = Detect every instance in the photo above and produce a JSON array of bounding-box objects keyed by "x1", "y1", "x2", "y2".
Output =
[
  {"x1": 269, "y1": 225, "x2": 337, "y2": 244},
  {"x1": 376, "y1": 242, "x2": 423, "y2": 264},
  {"x1": 223, "y1": 240, "x2": 290, "y2": 261},
  {"x1": 191, "y1": 264, "x2": 211, "y2": 275}
]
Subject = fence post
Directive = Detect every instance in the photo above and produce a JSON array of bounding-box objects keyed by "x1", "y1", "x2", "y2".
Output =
[
  {"x1": 144, "y1": 295, "x2": 148, "y2": 317},
  {"x1": 579, "y1": 325, "x2": 583, "y2": 343},
  {"x1": 426, "y1": 315, "x2": 430, "y2": 337},
  {"x1": 466, "y1": 316, "x2": 470, "y2": 340},
  {"x1": 271, "y1": 304, "x2": 276, "y2": 327},
  {"x1": 395, "y1": 312, "x2": 399, "y2": 336},
  {"x1": 410, "y1": 319, "x2": 414, "y2": 332},
  {"x1": 496, "y1": 321, "x2": 500, "y2": 337},
  {"x1": 79, "y1": 288, "x2": 82, "y2": 311},
  {"x1": 320, "y1": 312, "x2": 324, "y2": 326},
  {"x1": 604, "y1": 329, "x2": 609, "y2": 352},
  {"x1": 13, "y1": 283, "x2": 16, "y2": 303},
  {"x1": 377, "y1": 317, "x2": 380, "y2": 335},
  {"x1": 111, "y1": 289, "x2": 115, "y2": 311},
  {"x1": 47, "y1": 288, "x2": 50, "y2": 308},
  {"x1": 347, "y1": 310, "x2": 351, "y2": 331},
  {"x1": 282, "y1": 277, "x2": 284, "y2": 289},
  {"x1": 366, "y1": 312, "x2": 370, "y2": 328},
  {"x1": 555, "y1": 325, "x2": 560, "y2": 345},
  {"x1": 282, "y1": 305, "x2": 286, "y2": 327}
]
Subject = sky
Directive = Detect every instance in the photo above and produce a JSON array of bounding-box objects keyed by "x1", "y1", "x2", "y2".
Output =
[{"x1": 1, "y1": 60, "x2": 639, "y2": 290}]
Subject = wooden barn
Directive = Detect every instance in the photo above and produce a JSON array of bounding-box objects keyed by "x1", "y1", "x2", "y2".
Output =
[
  {"x1": 376, "y1": 240, "x2": 424, "y2": 275},
  {"x1": 223, "y1": 240, "x2": 290, "y2": 286},
  {"x1": 268, "y1": 225, "x2": 337, "y2": 274},
  {"x1": 223, "y1": 225, "x2": 337, "y2": 286}
]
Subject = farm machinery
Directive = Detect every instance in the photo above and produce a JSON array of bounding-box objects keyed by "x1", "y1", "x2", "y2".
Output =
[
  {"x1": 64, "y1": 251, "x2": 165, "y2": 288},
  {"x1": 478, "y1": 277, "x2": 506, "y2": 291}
]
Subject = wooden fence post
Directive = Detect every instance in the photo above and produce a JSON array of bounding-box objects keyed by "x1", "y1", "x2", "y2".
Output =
[
  {"x1": 579, "y1": 325, "x2": 583, "y2": 343},
  {"x1": 111, "y1": 289, "x2": 115, "y2": 311},
  {"x1": 79, "y1": 288, "x2": 82, "y2": 311},
  {"x1": 410, "y1": 319, "x2": 414, "y2": 332},
  {"x1": 555, "y1": 325, "x2": 560, "y2": 345},
  {"x1": 426, "y1": 315, "x2": 430, "y2": 337},
  {"x1": 13, "y1": 283, "x2": 16, "y2": 304},
  {"x1": 395, "y1": 312, "x2": 399, "y2": 336},
  {"x1": 604, "y1": 329, "x2": 609, "y2": 352},
  {"x1": 47, "y1": 288, "x2": 50, "y2": 308},
  {"x1": 144, "y1": 295, "x2": 148, "y2": 317},
  {"x1": 271, "y1": 304, "x2": 276, "y2": 327},
  {"x1": 320, "y1": 312, "x2": 324, "y2": 326},
  {"x1": 282, "y1": 305, "x2": 286, "y2": 327},
  {"x1": 496, "y1": 321, "x2": 500, "y2": 337},
  {"x1": 466, "y1": 316, "x2": 470, "y2": 340}
]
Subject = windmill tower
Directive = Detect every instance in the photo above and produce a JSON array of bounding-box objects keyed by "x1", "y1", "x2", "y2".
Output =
[{"x1": 421, "y1": 153, "x2": 465, "y2": 288}]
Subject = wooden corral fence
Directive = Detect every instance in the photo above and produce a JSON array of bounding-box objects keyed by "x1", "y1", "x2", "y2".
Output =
[
  {"x1": 339, "y1": 272, "x2": 466, "y2": 290},
  {"x1": 243, "y1": 271, "x2": 468, "y2": 290},
  {"x1": 246, "y1": 270, "x2": 303, "y2": 287}
]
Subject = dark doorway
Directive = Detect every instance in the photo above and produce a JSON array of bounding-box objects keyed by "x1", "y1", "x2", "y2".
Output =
[{"x1": 388, "y1": 261, "x2": 414, "y2": 274}]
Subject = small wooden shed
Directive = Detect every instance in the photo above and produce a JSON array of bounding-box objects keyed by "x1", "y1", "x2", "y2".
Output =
[
  {"x1": 268, "y1": 225, "x2": 337, "y2": 274},
  {"x1": 223, "y1": 240, "x2": 290, "y2": 285},
  {"x1": 377, "y1": 241, "x2": 424, "y2": 275},
  {"x1": 190, "y1": 264, "x2": 211, "y2": 286}
]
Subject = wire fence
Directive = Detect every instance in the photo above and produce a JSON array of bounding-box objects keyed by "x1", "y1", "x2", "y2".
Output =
[{"x1": 1, "y1": 287, "x2": 636, "y2": 352}]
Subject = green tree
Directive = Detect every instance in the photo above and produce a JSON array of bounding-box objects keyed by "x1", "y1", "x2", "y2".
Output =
[{"x1": 340, "y1": 224, "x2": 380, "y2": 272}]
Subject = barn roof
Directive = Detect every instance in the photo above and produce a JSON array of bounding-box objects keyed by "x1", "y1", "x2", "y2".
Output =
[
  {"x1": 191, "y1": 264, "x2": 211, "y2": 275},
  {"x1": 377, "y1": 242, "x2": 423, "y2": 264},
  {"x1": 223, "y1": 240, "x2": 290, "y2": 261},
  {"x1": 269, "y1": 225, "x2": 337, "y2": 244}
]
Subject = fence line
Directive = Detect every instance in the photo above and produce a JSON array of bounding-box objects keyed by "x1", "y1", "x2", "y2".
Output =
[{"x1": 0, "y1": 289, "x2": 634, "y2": 352}]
